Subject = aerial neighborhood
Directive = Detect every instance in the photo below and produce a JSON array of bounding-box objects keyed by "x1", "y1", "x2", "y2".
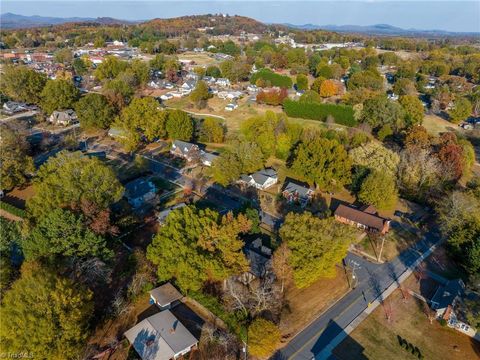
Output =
[{"x1": 0, "y1": 8, "x2": 479, "y2": 360}]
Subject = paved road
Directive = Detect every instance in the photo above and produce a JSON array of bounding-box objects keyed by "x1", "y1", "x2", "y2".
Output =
[{"x1": 276, "y1": 227, "x2": 442, "y2": 360}]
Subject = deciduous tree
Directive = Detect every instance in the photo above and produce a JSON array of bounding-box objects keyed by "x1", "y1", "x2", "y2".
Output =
[
  {"x1": 75, "y1": 93, "x2": 116, "y2": 129},
  {"x1": 40, "y1": 79, "x2": 80, "y2": 114},
  {"x1": 358, "y1": 170, "x2": 398, "y2": 210},
  {"x1": 0, "y1": 65, "x2": 47, "y2": 104},
  {"x1": 248, "y1": 318, "x2": 281, "y2": 358}
]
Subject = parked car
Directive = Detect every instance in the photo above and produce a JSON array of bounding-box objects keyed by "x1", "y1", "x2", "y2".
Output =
[{"x1": 160, "y1": 93, "x2": 174, "y2": 101}]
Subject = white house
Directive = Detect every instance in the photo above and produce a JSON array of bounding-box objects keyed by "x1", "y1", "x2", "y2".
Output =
[
  {"x1": 48, "y1": 109, "x2": 78, "y2": 126},
  {"x1": 215, "y1": 78, "x2": 231, "y2": 87},
  {"x1": 124, "y1": 310, "x2": 198, "y2": 360},
  {"x1": 238, "y1": 168, "x2": 278, "y2": 190},
  {"x1": 149, "y1": 283, "x2": 183, "y2": 310}
]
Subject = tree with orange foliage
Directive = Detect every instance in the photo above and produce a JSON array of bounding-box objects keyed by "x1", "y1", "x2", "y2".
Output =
[{"x1": 319, "y1": 79, "x2": 338, "y2": 98}]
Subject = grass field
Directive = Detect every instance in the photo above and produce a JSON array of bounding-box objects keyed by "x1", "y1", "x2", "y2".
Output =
[
  {"x1": 423, "y1": 114, "x2": 458, "y2": 135},
  {"x1": 333, "y1": 286, "x2": 480, "y2": 360}
]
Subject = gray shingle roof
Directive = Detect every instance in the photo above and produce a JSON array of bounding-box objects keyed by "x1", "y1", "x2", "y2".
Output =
[
  {"x1": 247, "y1": 168, "x2": 277, "y2": 186},
  {"x1": 431, "y1": 279, "x2": 465, "y2": 310},
  {"x1": 149, "y1": 283, "x2": 183, "y2": 307},
  {"x1": 125, "y1": 178, "x2": 155, "y2": 200},
  {"x1": 283, "y1": 181, "x2": 312, "y2": 198},
  {"x1": 124, "y1": 310, "x2": 197, "y2": 360}
]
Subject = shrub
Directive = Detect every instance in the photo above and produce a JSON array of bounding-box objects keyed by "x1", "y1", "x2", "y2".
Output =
[
  {"x1": 283, "y1": 99, "x2": 357, "y2": 127},
  {"x1": 250, "y1": 68, "x2": 293, "y2": 88}
]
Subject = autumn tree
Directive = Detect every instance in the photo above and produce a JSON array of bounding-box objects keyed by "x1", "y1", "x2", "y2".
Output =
[
  {"x1": 40, "y1": 79, "x2": 80, "y2": 114},
  {"x1": 0, "y1": 125, "x2": 34, "y2": 190},
  {"x1": 199, "y1": 117, "x2": 225, "y2": 143},
  {"x1": 358, "y1": 170, "x2": 398, "y2": 210},
  {"x1": 147, "y1": 206, "x2": 251, "y2": 292},
  {"x1": 75, "y1": 93, "x2": 116, "y2": 129},
  {"x1": 248, "y1": 318, "x2": 281, "y2": 358},
  {"x1": 360, "y1": 95, "x2": 406, "y2": 131},
  {"x1": 404, "y1": 125, "x2": 430, "y2": 149},
  {"x1": 22, "y1": 208, "x2": 112, "y2": 261},
  {"x1": 349, "y1": 139, "x2": 400, "y2": 175},
  {"x1": 399, "y1": 95, "x2": 424, "y2": 127},
  {"x1": 94, "y1": 56, "x2": 128, "y2": 80},
  {"x1": 272, "y1": 242, "x2": 292, "y2": 293},
  {"x1": 27, "y1": 151, "x2": 123, "y2": 221},
  {"x1": 393, "y1": 78, "x2": 416, "y2": 96},
  {"x1": 291, "y1": 137, "x2": 351, "y2": 190},
  {"x1": 0, "y1": 65, "x2": 47, "y2": 104},
  {"x1": 280, "y1": 213, "x2": 355, "y2": 288},
  {"x1": 205, "y1": 65, "x2": 222, "y2": 78},
  {"x1": 103, "y1": 78, "x2": 134, "y2": 110},
  {"x1": 0, "y1": 263, "x2": 93, "y2": 360},
  {"x1": 319, "y1": 79, "x2": 339, "y2": 97}
]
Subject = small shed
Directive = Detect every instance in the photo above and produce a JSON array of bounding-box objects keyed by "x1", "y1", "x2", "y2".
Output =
[{"x1": 149, "y1": 283, "x2": 183, "y2": 310}]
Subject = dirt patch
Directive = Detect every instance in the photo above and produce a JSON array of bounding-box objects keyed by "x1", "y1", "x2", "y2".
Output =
[
  {"x1": 421, "y1": 246, "x2": 467, "y2": 280},
  {"x1": 280, "y1": 266, "x2": 350, "y2": 340},
  {"x1": 333, "y1": 284, "x2": 480, "y2": 360},
  {"x1": 3, "y1": 184, "x2": 35, "y2": 209},
  {"x1": 423, "y1": 114, "x2": 459, "y2": 136}
]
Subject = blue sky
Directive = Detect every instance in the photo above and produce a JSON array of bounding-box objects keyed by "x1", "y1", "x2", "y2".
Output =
[{"x1": 2, "y1": 1, "x2": 479, "y2": 32}]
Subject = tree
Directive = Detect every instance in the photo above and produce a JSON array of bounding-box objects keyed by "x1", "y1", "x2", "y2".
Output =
[
  {"x1": 438, "y1": 142, "x2": 464, "y2": 181},
  {"x1": 149, "y1": 54, "x2": 166, "y2": 71},
  {"x1": 0, "y1": 218, "x2": 20, "y2": 292},
  {"x1": 347, "y1": 70, "x2": 383, "y2": 91},
  {"x1": 399, "y1": 95, "x2": 424, "y2": 127},
  {"x1": 393, "y1": 78, "x2": 416, "y2": 96},
  {"x1": 0, "y1": 65, "x2": 47, "y2": 104},
  {"x1": 449, "y1": 97, "x2": 472, "y2": 124},
  {"x1": 248, "y1": 318, "x2": 281, "y2": 358},
  {"x1": 280, "y1": 213, "x2": 355, "y2": 288},
  {"x1": 299, "y1": 90, "x2": 321, "y2": 103},
  {"x1": 404, "y1": 125, "x2": 430, "y2": 149},
  {"x1": 0, "y1": 263, "x2": 93, "y2": 360},
  {"x1": 199, "y1": 117, "x2": 225, "y2": 143},
  {"x1": 166, "y1": 109, "x2": 194, "y2": 141},
  {"x1": 311, "y1": 76, "x2": 325, "y2": 93},
  {"x1": 358, "y1": 170, "x2": 398, "y2": 210},
  {"x1": 319, "y1": 79, "x2": 339, "y2": 97},
  {"x1": 0, "y1": 125, "x2": 34, "y2": 190},
  {"x1": 147, "y1": 206, "x2": 251, "y2": 292},
  {"x1": 205, "y1": 65, "x2": 221, "y2": 78},
  {"x1": 190, "y1": 80, "x2": 211, "y2": 108},
  {"x1": 54, "y1": 48, "x2": 73, "y2": 65},
  {"x1": 102, "y1": 78, "x2": 134, "y2": 109},
  {"x1": 130, "y1": 59, "x2": 149, "y2": 86},
  {"x1": 94, "y1": 55, "x2": 128, "y2": 80},
  {"x1": 75, "y1": 93, "x2": 116, "y2": 129},
  {"x1": 377, "y1": 124, "x2": 393, "y2": 141},
  {"x1": 40, "y1": 79, "x2": 80, "y2": 114},
  {"x1": 360, "y1": 95, "x2": 406, "y2": 130},
  {"x1": 296, "y1": 74, "x2": 308, "y2": 91},
  {"x1": 22, "y1": 208, "x2": 111, "y2": 261},
  {"x1": 272, "y1": 242, "x2": 292, "y2": 293},
  {"x1": 350, "y1": 141, "x2": 400, "y2": 175},
  {"x1": 72, "y1": 57, "x2": 88, "y2": 75},
  {"x1": 27, "y1": 151, "x2": 123, "y2": 220},
  {"x1": 291, "y1": 138, "x2": 351, "y2": 190}
]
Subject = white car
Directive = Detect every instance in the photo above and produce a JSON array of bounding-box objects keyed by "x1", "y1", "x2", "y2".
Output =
[
  {"x1": 224, "y1": 103, "x2": 238, "y2": 111},
  {"x1": 164, "y1": 83, "x2": 174, "y2": 90},
  {"x1": 160, "y1": 93, "x2": 174, "y2": 101}
]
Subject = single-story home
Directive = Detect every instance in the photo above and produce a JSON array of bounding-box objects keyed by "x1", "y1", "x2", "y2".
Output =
[
  {"x1": 124, "y1": 310, "x2": 198, "y2": 360},
  {"x1": 334, "y1": 204, "x2": 390, "y2": 234},
  {"x1": 282, "y1": 180, "x2": 314, "y2": 208},
  {"x1": 2, "y1": 101, "x2": 28, "y2": 115},
  {"x1": 170, "y1": 140, "x2": 200, "y2": 162},
  {"x1": 124, "y1": 178, "x2": 157, "y2": 208},
  {"x1": 238, "y1": 168, "x2": 278, "y2": 190},
  {"x1": 149, "y1": 283, "x2": 183, "y2": 310},
  {"x1": 181, "y1": 80, "x2": 196, "y2": 93},
  {"x1": 200, "y1": 151, "x2": 218, "y2": 167},
  {"x1": 48, "y1": 109, "x2": 78, "y2": 126},
  {"x1": 202, "y1": 76, "x2": 216, "y2": 84},
  {"x1": 431, "y1": 279, "x2": 465, "y2": 319},
  {"x1": 215, "y1": 78, "x2": 231, "y2": 87},
  {"x1": 238, "y1": 238, "x2": 272, "y2": 285}
]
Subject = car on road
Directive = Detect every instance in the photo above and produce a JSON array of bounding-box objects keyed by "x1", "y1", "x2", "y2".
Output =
[
  {"x1": 224, "y1": 103, "x2": 238, "y2": 111},
  {"x1": 160, "y1": 93, "x2": 174, "y2": 101}
]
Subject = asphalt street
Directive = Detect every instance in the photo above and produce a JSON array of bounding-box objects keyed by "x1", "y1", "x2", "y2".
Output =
[{"x1": 276, "y1": 227, "x2": 442, "y2": 360}]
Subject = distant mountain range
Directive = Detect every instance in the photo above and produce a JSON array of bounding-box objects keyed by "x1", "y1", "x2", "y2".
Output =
[
  {"x1": 0, "y1": 13, "x2": 134, "y2": 29},
  {"x1": 284, "y1": 23, "x2": 480, "y2": 37}
]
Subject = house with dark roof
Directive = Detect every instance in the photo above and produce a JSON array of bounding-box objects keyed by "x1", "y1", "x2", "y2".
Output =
[
  {"x1": 430, "y1": 279, "x2": 465, "y2": 319},
  {"x1": 282, "y1": 180, "x2": 314, "y2": 207},
  {"x1": 124, "y1": 310, "x2": 198, "y2": 360},
  {"x1": 238, "y1": 168, "x2": 278, "y2": 190},
  {"x1": 124, "y1": 178, "x2": 157, "y2": 208},
  {"x1": 334, "y1": 204, "x2": 390, "y2": 234},
  {"x1": 237, "y1": 238, "x2": 273, "y2": 285},
  {"x1": 170, "y1": 140, "x2": 200, "y2": 161},
  {"x1": 149, "y1": 283, "x2": 183, "y2": 310}
]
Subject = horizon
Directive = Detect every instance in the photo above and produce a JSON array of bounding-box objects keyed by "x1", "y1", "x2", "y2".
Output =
[{"x1": 2, "y1": 1, "x2": 480, "y2": 33}]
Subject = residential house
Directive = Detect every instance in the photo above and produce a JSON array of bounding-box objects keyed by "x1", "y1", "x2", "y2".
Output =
[
  {"x1": 149, "y1": 283, "x2": 183, "y2": 310},
  {"x1": 200, "y1": 151, "x2": 218, "y2": 167},
  {"x1": 238, "y1": 168, "x2": 278, "y2": 190},
  {"x1": 108, "y1": 126, "x2": 128, "y2": 139},
  {"x1": 238, "y1": 238, "x2": 273, "y2": 285},
  {"x1": 334, "y1": 204, "x2": 391, "y2": 234},
  {"x1": 215, "y1": 78, "x2": 231, "y2": 87},
  {"x1": 170, "y1": 140, "x2": 200, "y2": 162},
  {"x1": 48, "y1": 109, "x2": 78, "y2": 126},
  {"x1": 282, "y1": 180, "x2": 314, "y2": 208},
  {"x1": 124, "y1": 310, "x2": 198, "y2": 360},
  {"x1": 202, "y1": 76, "x2": 216, "y2": 84},
  {"x1": 124, "y1": 178, "x2": 157, "y2": 208},
  {"x1": 246, "y1": 84, "x2": 258, "y2": 93},
  {"x1": 185, "y1": 72, "x2": 200, "y2": 81},
  {"x1": 2, "y1": 101, "x2": 28, "y2": 115},
  {"x1": 431, "y1": 279, "x2": 465, "y2": 320},
  {"x1": 181, "y1": 79, "x2": 196, "y2": 93}
]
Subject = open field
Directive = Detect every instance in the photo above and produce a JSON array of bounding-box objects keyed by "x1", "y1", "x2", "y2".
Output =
[
  {"x1": 333, "y1": 285, "x2": 480, "y2": 360},
  {"x1": 423, "y1": 114, "x2": 458, "y2": 135},
  {"x1": 280, "y1": 266, "x2": 350, "y2": 340},
  {"x1": 178, "y1": 51, "x2": 221, "y2": 66}
]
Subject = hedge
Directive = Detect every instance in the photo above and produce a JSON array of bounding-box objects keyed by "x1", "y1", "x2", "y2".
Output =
[
  {"x1": 283, "y1": 99, "x2": 357, "y2": 127},
  {"x1": 0, "y1": 201, "x2": 26, "y2": 218},
  {"x1": 250, "y1": 68, "x2": 293, "y2": 89}
]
